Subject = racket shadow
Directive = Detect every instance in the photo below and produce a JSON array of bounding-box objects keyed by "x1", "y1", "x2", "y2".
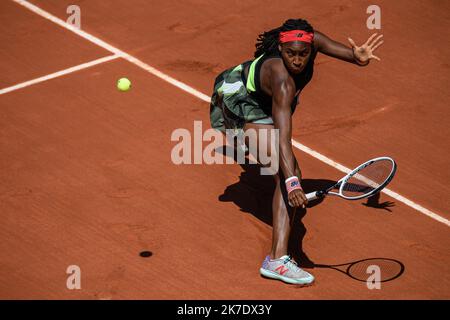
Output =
[
  {"x1": 217, "y1": 153, "x2": 337, "y2": 268},
  {"x1": 313, "y1": 257, "x2": 406, "y2": 283}
]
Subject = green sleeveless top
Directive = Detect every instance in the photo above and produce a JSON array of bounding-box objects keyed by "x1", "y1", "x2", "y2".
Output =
[{"x1": 209, "y1": 50, "x2": 316, "y2": 132}]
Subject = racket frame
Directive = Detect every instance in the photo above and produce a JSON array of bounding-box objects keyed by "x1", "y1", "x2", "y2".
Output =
[{"x1": 305, "y1": 156, "x2": 397, "y2": 201}]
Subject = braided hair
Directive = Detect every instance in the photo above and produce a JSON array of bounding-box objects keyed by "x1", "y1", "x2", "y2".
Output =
[{"x1": 254, "y1": 19, "x2": 314, "y2": 58}]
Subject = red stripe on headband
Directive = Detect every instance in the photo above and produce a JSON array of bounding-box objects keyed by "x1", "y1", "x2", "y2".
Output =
[{"x1": 279, "y1": 30, "x2": 314, "y2": 44}]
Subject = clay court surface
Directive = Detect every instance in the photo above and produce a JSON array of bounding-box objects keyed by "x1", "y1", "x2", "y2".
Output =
[{"x1": 1, "y1": 0, "x2": 449, "y2": 299}]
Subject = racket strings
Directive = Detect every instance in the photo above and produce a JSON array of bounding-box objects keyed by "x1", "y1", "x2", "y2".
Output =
[{"x1": 342, "y1": 160, "x2": 393, "y2": 198}]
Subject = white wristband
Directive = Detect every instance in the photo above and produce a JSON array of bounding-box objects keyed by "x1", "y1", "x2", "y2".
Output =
[{"x1": 285, "y1": 176, "x2": 302, "y2": 193}]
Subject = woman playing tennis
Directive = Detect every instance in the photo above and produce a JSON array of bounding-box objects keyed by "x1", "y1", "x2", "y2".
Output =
[{"x1": 210, "y1": 18, "x2": 383, "y2": 285}]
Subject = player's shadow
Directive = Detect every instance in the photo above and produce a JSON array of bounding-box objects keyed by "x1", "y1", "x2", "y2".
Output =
[{"x1": 217, "y1": 146, "x2": 336, "y2": 268}]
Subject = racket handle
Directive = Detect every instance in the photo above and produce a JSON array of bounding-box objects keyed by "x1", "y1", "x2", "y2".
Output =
[{"x1": 305, "y1": 191, "x2": 325, "y2": 201}]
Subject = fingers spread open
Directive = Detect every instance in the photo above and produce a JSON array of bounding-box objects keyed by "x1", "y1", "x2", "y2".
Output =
[
  {"x1": 348, "y1": 37, "x2": 357, "y2": 48},
  {"x1": 371, "y1": 40, "x2": 384, "y2": 52},
  {"x1": 371, "y1": 54, "x2": 381, "y2": 61},
  {"x1": 364, "y1": 33, "x2": 378, "y2": 46},
  {"x1": 369, "y1": 34, "x2": 384, "y2": 48}
]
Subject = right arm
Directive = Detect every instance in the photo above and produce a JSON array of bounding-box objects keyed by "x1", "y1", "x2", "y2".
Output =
[{"x1": 270, "y1": 65, "x2": 307, "y2": 207}]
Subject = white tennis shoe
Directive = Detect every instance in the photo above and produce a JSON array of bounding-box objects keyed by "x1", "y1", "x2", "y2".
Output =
[{"x1": 260, "y1": 255, "x2": 315, "y2": 285}]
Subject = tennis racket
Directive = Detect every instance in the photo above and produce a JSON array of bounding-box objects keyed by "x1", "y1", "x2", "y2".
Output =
[{"x1": 305, "y1": 157, "x2": 397, "y2": 202}]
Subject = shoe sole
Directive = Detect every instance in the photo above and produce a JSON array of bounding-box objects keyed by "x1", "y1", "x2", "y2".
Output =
[{"x1": 259, "y1": 268, "x2": 315, "y2": 285}]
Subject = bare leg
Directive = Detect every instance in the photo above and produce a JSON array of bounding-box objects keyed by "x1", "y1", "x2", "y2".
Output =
[
  {"x1": 243, "y1": 122, "x2": 299, "y2": 259},
  {"x1": 270, "y1": 173, "x2": 292, "y2": 258},
  {"x1": 271, "y1": 159, "x2": 302, "y2": 259}
]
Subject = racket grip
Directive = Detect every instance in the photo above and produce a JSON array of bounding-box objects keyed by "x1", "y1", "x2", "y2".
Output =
[
  {"x1": 305, "y1": 191, "x2": 319, "y2": 201},
  {"x1": 305, "y1": 191, "x2": 325, "y2": 201}
]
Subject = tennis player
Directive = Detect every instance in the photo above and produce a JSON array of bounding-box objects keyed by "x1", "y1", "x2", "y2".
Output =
[{"x1": 210, "y1": 18, "x2": 383, "y2": 285}]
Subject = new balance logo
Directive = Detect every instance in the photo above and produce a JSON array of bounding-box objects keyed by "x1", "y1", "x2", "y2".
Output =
[{"x1": 275, "y1": 265, "x2": 289, "y2": 275}]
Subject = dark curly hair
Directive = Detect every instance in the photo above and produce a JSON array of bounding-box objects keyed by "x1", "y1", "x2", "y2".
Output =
[{"x1": 254, "y1": 19, "x2": 314, "y2": 58}]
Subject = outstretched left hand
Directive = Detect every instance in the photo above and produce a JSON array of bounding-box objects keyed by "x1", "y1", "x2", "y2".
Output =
[{"x1": 348, "y1": 33, "x2": 384, "y2": 65}]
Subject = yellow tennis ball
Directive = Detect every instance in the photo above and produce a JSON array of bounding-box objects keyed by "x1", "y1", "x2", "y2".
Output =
[{"x1": 117, "y1": 77, "x2": 131, "y2": 91}]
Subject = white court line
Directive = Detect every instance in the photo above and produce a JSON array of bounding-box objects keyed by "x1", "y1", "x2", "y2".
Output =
[
  {"x1": 0, "y1": 54, "x2": 119, "y2": 95},
  {"x1": 12, "y1": 0, "x2": 211, "y2": 102},
  {"x1": 12, "y1": 0, "x2": 450, "y2": 227},
  {"x1": 292, "y1": 141, "x2": 450, "y2": 227}
]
